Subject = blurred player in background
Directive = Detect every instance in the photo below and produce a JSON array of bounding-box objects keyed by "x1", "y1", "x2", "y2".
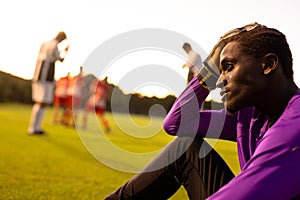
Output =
[
  {"x1": 28, "y1": 31, "x2": 69, "y2": 135},
  {"x1": 82, "y1": 77, "x2": 110, "y2": 132},
  {"x1": 52, "y1": 72, "x2": 70, "y2": 124},
  {"x1": 63, "y1": 66, "x2": 85, "y2": 127},
  {"x1": 182, "y1": 42, "x2": 202, "y2": 83}
]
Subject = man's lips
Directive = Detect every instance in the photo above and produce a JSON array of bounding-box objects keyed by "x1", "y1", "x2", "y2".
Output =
[{"x1": 220, "y1": 89, "x2": 229, "y2": 101}]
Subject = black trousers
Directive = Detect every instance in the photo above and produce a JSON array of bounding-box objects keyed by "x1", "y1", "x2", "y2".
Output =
[{"x1": 105, "y1": 137, "x2": 235, "y2": 200}]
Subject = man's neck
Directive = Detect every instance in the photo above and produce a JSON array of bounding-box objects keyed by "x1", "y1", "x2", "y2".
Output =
[{"x1": 257, "y1": 81, "x2": 299, "y2": 127}]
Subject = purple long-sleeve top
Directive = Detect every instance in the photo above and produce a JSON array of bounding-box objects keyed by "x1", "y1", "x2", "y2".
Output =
[{"x1": 163, "y1": 77, "x2": 300, "y2": 199}]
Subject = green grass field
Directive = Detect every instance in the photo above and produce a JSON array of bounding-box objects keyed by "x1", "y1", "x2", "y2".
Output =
[{"x1": 0, "y1": 103, "x2": 240, "y2": 199}]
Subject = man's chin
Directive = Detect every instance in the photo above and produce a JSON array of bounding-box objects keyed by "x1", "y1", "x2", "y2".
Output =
[
  {"x1": 224, "y1": 102, "x2": 238, "y2": 115},
  {"x1": 225, "y1": 109, "x2": 237, "y2": 115}
]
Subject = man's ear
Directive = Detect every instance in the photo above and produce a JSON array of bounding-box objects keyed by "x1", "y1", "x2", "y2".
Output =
[{"x1": 262, "y1": 53, "x2": 279, "y2": 75}]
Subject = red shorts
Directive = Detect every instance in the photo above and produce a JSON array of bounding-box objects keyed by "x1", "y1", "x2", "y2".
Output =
[
  {"x1": 85, "y1": 105, "x2": 105, "y2": 115},
  {"x1": 95, "y1": 107, "x2": 105, "y2": 115},
  {"x1": 54, "y1": 96, "x2": 67, "y2": 106},
  {"x1": 66, "y1": 95, "x2": 81, "y2": 109}
]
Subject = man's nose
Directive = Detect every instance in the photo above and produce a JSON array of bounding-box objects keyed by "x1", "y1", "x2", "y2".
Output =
[{"x1": 216, "y1": 74, "x2": 226, "y2": 88}]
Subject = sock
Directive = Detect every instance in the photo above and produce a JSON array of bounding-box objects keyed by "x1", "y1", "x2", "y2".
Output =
[
  {"x1": 28, "y1": 104, "x2": 45, "y2": 133},
  {"x1": 35, "y1": 107, "x2": 45, "y2": 131}
]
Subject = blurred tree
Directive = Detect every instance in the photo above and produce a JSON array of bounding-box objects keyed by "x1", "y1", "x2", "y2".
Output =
[
  {"x1": 0, "y1": 71, "x2": 224, "y2": 114},
  {"x1": 0, "y1": 71, "x2": 31, "y2": 103}
]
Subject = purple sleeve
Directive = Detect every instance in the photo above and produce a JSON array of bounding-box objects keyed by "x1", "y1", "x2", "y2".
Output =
[
  {"x1": 207, "y1": 101, "x2": 300, "y2": 199},
  {"x1": 163, "y1": 77, "x2": 237, "y2": 140}
]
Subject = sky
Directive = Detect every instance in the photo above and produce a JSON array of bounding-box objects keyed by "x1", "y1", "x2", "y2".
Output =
[{"x1": 1, "y1": 0, "x2": 300, "y2": 99}]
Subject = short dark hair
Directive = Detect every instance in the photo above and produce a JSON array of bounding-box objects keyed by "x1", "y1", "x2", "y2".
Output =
[
  {"x1": 232, "y1": 26, "x2": 293, "y2": 80},
  {"x1": 55, "y1": 31, "x2": 67, "y2": 42},
  {"x1": 182, "y1": 42, "x2": 192, "y2": 50}
]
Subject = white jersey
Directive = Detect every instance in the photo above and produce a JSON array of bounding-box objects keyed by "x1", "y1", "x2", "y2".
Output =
[
  {"x1": 33, "y1": 39, "x2": 62, "y2": 82},
  {"x1": 187, "y1": 50, "x2": 202, "y2": 76}
]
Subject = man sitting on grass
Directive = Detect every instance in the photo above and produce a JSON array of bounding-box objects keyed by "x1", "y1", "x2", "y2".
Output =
[{"x1": 105, "y1": 23, "x2": 300, "y2": 199}]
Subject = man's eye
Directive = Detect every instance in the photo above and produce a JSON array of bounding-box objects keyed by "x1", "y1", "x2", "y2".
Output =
[{"x1": 225, "y1": 63, "x2": 234, "y2": 71}]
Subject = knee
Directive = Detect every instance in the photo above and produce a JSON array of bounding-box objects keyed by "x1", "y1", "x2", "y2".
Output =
[
  {"x1": 172, "y1": 136, "x2": 204, "y2": 150},
  {"x1": 166, "y1": 136, "x2": 204, "y2": 159}
]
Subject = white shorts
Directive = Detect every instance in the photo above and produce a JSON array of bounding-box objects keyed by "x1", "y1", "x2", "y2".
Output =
[{"x1": 32, "y1": 81, "x2": 54, "y2": 104}]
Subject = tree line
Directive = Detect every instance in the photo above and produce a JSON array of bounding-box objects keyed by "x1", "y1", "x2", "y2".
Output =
[{"x1": 0, "y1": 71, "x2": 223, "y2": 116}]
